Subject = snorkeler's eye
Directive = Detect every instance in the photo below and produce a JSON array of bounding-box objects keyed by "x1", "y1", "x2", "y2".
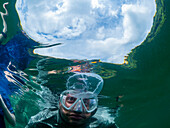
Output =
[{"x1": 66, "y1": 96, "x2": 77, "y2": 103}]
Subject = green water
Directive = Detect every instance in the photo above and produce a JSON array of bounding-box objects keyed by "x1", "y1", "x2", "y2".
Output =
[{"x1": 0, "y1": 0, "x2": 169, "y2": 127}]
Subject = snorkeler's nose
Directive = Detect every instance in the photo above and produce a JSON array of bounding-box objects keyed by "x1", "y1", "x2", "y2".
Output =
[{"x1": 73, "y1": 100, "x2": 83, "y2": 112}]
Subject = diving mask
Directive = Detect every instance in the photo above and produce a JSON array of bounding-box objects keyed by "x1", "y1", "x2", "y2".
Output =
[{"x1": 60, "y1": 90, "x2": 98, "y2": 113}]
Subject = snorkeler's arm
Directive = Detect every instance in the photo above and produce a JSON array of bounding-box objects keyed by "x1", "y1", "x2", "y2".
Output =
[
  {"x1": 0, "y1": 2, "x2": 9, "y2": 40},
  {"x1": 0, "y1": 95, "x2": 16, "y2": 126}
]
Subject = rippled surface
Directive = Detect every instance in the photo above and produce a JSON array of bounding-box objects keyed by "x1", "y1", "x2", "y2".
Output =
[
  {"x1": 0, "y1": 0, "x2": 169, "y2": 128},
  {"x1": 16, "y1": 0, "x2": 156, "y2": 63}
]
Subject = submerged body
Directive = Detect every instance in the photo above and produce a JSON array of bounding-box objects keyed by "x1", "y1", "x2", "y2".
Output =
[
  {"x1": 26, "y1": 73, "x2": 117, "y2": 128},
  {"x1": 26, "y1": 108, "x2": 117, "y2": 128}
]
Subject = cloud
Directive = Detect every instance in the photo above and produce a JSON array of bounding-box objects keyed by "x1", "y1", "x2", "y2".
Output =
[{"x1": 16, "y1": 0, "x2": 156, "y2": 64}]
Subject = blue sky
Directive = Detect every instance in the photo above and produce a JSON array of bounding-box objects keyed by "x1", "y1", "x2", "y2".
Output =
[{"x1": 16, "y1": 0, "x2": 156, "y2": 64}]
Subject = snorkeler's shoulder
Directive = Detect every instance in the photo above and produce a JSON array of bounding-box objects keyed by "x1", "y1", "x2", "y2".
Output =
[
  {"x1": 27, "y1": 108, "x2": 58, "y2": 127},
  {"x1": 89, "y1": 116, "x2": 118, "y2": 128}
]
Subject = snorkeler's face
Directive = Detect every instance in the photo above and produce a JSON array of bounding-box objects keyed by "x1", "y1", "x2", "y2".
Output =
[{"x1": 59, "y1": 102, "x2": 92, "y2": 126}]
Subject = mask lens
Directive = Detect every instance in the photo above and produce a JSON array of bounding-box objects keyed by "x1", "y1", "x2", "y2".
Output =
[
  {"x1": 83, "y1": 98, "x2": 97, "y2": 112},
  {"x1": 61, "y1": 91, "x2": 78, "y2": 109},
  {"x1": 65, "y1": 95, "x2": 77, "y2": 107}
]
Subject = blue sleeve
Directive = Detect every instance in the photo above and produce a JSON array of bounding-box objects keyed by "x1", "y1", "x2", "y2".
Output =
[{"x1": 2, "y1": 94, "x2": 14, "y2": 114}]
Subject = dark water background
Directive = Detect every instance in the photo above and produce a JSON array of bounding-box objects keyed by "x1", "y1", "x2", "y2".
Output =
[{"x1": 0, "y1": 0, "x2": 169, "y2": 128}]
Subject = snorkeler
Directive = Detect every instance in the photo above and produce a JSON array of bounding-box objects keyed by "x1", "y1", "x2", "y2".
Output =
[
  {"x1": 0, "y1": 2, "x2": 8, "y2": 44},
  {"x1": 26, "y1": 73, "x2": 117, "y2": 128}
]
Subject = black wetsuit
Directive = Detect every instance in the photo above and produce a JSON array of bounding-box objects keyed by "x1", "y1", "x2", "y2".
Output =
[{"x1": 26, "y1": 108, "x2": 117, "y2": 128}]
